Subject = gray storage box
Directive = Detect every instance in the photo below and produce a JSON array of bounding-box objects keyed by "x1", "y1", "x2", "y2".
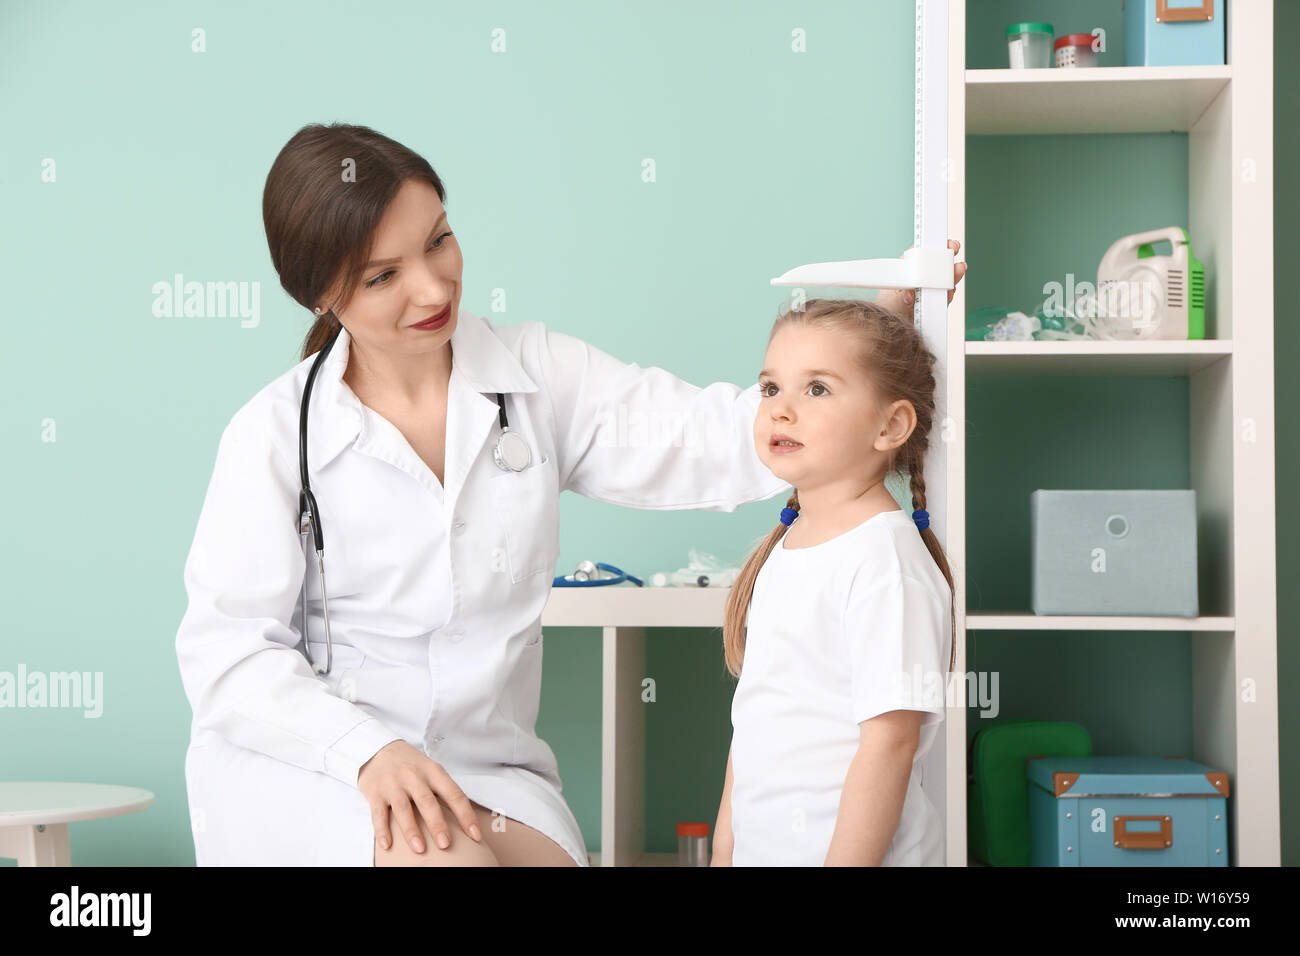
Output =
[{"x1": 1030, "y1": 490, "x2": 1198, "y2": 617}]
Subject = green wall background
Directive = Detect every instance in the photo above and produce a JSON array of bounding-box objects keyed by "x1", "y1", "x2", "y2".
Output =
[{"x1": 0, "y1": 0, "x2": 1293, "y2": 865}]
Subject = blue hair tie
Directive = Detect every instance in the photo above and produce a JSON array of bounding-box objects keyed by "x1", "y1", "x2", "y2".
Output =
[
  {"x1": 912, "y1": 508, "x2": 929, "y2": 530},
  {"x1": 779, "y1": 507, "x2": 799, "y2": 526}
]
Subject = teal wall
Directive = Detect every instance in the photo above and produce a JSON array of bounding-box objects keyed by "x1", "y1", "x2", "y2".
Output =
[{"x1": 1, "y1": 0, "x2": 1294, "y2": 866}]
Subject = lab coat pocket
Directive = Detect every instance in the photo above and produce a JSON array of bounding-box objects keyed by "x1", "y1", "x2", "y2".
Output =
[{"x1": 488, "y1": 455, "x2": 559, "y2": 585}]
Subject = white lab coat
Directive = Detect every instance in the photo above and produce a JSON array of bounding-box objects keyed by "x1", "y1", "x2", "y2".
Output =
[{"x1": 175, "y1": 309, "x2": 790, "y2": 866}]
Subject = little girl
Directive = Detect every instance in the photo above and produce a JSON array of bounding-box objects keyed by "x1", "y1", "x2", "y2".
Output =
[{"x1": 714, "y1": 297, "x2": 957, "y2": 867}]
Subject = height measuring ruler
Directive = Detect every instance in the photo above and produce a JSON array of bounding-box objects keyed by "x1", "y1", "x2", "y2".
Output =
[{"x1": 769, "y1": 0, "x2": 952, "y2": 552}]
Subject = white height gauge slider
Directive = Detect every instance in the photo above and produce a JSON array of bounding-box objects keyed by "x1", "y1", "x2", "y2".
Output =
[{"x1": 769, "y1": 245, "x2": 954, "y2": 291}]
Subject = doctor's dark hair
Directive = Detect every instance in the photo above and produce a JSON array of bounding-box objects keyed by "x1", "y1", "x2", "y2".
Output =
[
  {"x1": 261, "y1": 122, "x2": 448, "y2": 361},
  {"x1": 721, "y1": 298, "x2": 957, "y2": 679}
]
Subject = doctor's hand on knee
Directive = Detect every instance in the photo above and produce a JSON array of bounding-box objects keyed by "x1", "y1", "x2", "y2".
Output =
[{"x1": 358, "y1": 740, "x2": 484, "y2": 854}]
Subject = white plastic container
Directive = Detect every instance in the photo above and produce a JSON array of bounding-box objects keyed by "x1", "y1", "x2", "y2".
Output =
[
  {"x1": 1006, "y1": 21, "x2": 1053, "y2": 69},
  {"x1": 1055, "y1": 33, "x2": 1099, "y2": 68}
]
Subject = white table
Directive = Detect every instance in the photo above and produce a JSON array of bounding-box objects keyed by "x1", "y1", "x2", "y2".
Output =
[
  {"x1": 542, "y1": 586, "x2": 729, "y2": 865},
  {"x1": 0, "y1": 782, "x2": 154, "y2": 866}
]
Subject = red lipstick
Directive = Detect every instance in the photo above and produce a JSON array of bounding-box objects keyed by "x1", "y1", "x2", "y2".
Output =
[{"x1": 411, "y1": 304, "x2": 452, "y2": 330}]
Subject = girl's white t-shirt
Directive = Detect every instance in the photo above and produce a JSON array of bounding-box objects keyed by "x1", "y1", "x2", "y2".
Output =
[{"x1": 729, "y1": 508, "x2": 953, "y2": 866}]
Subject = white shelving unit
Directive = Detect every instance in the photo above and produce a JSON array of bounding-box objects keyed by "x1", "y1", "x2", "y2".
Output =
[
  {"x1": 966, "y1": 339, "x2": 1232, "y2": 376},
  {"x1": 965, "y1": 65, "x2": 1231, "y2": 134},
  {"x1": 545, "y1": 0, "x2": 1279, "y2": 868},
  {"x1": 949, "y1": 0, "x2": 1278, "y2": 866}
]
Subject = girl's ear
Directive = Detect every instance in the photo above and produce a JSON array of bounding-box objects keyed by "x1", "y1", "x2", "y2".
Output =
[{"x1": 876, "y1": 399, "x2": 917, "y2": 451}]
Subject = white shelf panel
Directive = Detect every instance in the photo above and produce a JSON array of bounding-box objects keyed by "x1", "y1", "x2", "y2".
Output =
[
  {"x1": 545, "y1": 591, "x2": 1235, "y2": 631},
  {"x1": 965, "y1": 339, "x2": 1232, "y2": 376},
  {"x1": 542, "y1": 586, "x2": 728, "y2": 628},
  {"x1": 966, "y1": 611, "x2": 1234, "y2": 631},
  {"x1": 966, "y1": 66, "x2": 1231, "y2": 134}
]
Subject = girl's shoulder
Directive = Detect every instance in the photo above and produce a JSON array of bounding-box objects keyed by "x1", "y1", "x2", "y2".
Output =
[
  {"x1": 763, "y1": 508, "x2": 948, "y2": 604},
  {"x1": 837, "y1": 511, "x2": 952, "y2": 606}
]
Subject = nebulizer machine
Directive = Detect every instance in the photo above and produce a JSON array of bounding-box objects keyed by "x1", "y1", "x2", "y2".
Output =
[{"x1": 968, "y1": 226, "x2": 1206, "y2": 342}]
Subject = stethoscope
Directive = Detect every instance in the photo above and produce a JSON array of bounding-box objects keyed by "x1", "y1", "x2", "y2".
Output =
[
  {"x1": 553, "y1": 562, "x2": 643, "y2": 587},
  {"x1": 297, "y1": 328, "x2": 533, "y2": 675}
]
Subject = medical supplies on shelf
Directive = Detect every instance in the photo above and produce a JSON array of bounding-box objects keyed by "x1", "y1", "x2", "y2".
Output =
[
  {"x1": 965, "y1": 227, "x2": 1206, "y2": 342},
  {"x1": 1006, "y1": 21, "x2": 1054, "y2": 68},
  {"x1": 677, "y1": 822, "x2": 710, "y2": 866},
  {"x1": 648, "y1": 549, "x2": 739, "y2": 588},
  {"x1": 1095, "y1": 227, "x2": 1205, "y2": 340},
  {"x1": 1054, "y1": 33, "x2": 1099, "y2": 68}
]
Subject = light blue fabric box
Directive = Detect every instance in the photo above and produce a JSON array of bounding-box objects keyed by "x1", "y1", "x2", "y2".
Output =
[
  {"x1": 1124, "y1": 0, "x2": 1225, "y2": 66},
  {"x1": 1030, "y1": 489, "x2": 1199, "y2": 617},
  {"x1": 1028, "y1": 756, "x2": 1229, "y2": 866}
]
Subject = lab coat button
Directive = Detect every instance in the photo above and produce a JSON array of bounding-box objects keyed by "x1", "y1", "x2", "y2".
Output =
[
  {"x1": 452, "y1": 520, "x2": 466, "y2": 535},
  {"x1": 446, "y1": 630, "x2": 464, "y2": 643},
  {"x1": 431, "y1": 734, "x2": 445, "y2": 745}
]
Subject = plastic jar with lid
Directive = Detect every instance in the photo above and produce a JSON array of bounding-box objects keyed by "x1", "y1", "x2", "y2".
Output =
[
  {"x1": 677, "y1": 822, "x2": 710, "y2": 866},
  {"x1": 1055, "y1": 33, "x2": 1099, "y2": 68},
  {"x1": 1006, "y1": 22, "x2": 1054, "y2": 68}
]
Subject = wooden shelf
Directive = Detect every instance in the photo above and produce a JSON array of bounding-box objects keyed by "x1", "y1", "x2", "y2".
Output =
[
  {"x1": 966, "y1": 65, "x2": 1231, "y2": 134},
  {"x1": 965, "y1": 611, "x2": 1234, "y2": 631},
  {"x1": 965, "y1": 340, "x2": 1232, "y2": 376}
]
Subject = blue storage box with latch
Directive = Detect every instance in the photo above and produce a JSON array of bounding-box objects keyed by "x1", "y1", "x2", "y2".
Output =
[
  {"x1": 1028, "y1": 756, "x2": 1229, "y2": 866},
  {"x1": 1124, "y1": 0, "x2": 1225, "y2": 66}
]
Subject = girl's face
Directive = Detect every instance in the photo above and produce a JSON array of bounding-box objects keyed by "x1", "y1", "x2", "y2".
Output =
[
  {"x1": 754, "y1": 323, "x2": 906, "y2": 489},
  {"x1": 325, "y1": 178, "x2": 464, "y2": 354}
]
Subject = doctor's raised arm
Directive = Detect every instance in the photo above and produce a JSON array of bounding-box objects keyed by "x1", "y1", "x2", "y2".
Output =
[{"x1": 535, "y1": 326, "x2": 791, "y2": 513}]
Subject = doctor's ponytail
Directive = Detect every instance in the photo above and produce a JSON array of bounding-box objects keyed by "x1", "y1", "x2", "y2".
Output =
[
  {"x1": 260, "y1": 122, "x2": 448, "y2": 362},
  {"x1": 303, "y1": 310, "x2": 343, "y2": 362},
  {"x1": 722, "y1": 298, "x2": 957, "y2": 679}
]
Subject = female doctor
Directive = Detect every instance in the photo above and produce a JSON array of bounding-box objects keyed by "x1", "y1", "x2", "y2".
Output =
[{"x1": 174, "y1": 122, "x2": 965, "y2": 867}]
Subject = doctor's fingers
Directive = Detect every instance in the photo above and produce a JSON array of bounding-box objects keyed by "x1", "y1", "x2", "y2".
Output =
[
  {"x1": 410, "y1": 773, "x2": 484, "y2": 851},
  {"x1": 947, "y1": 260, "x2": 968, "y2": 304},
  {"x1": 899, "y1": 241, "x2": 967, "y2": 307},
  {"x1": 379, "y1": 766, "x2": 481, "y2": 854}
]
